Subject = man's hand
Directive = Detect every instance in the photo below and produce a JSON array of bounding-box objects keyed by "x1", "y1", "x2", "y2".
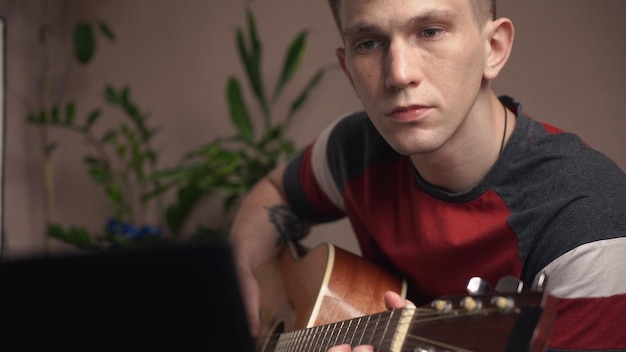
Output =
[
  {"x1": 327, "y1": 291, "x2": 415, "y2": 352},
  {"x1": 328, "y1": 344, "x2": 374, "y2": 352},
  {"x1": 235, "y1": 263, "x2": 262, "y2": 337}
]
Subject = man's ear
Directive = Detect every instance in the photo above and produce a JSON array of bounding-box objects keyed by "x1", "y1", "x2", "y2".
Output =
[
  {"x1": 335, "y1": 47, "x2": 355, "y2": 88},
  {"x1": 483, "y1": 17, "x2": 514, "y2": 81}
]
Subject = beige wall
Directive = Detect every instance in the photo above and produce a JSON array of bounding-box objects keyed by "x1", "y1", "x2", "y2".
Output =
[{"x1": 1, "y1": 0, "x2": 624, "y2": 258}]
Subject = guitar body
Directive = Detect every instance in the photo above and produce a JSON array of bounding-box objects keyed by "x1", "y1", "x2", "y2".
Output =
[
  {"x1": 257, "y1": 242, "x2": 406, "y2": 343},
  {"x1": 256, "y1": 242, "x2": 557, "y2": 352}
]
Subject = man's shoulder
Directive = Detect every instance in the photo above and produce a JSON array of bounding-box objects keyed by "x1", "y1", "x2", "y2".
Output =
[{"x1": 513, "y1": 114, "x2": 621, "y2": 178}]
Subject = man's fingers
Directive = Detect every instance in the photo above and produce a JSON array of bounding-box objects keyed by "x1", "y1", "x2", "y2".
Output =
[
  {"x1": 384, "y1": 291, "x2": 416, "y2": 310},
  {"x1": 327, "y1": 344, "x2": 374, "y2": 352}
]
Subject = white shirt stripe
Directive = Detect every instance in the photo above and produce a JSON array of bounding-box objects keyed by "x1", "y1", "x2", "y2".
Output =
[
  {"x1": 310, "y1": 113, "x2": 355, "y2": 212},
  {"x1": 538, "y1": 237, "x2": 626, "y2": 298}
]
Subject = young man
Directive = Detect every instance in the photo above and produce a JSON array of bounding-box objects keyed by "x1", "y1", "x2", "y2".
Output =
[{"x1": 230, "y1": 0, "x2": 626, "y2": 351}]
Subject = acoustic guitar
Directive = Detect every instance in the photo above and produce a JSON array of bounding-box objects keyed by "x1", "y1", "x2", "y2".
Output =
[{"x1": 256, "y1": 242, "x2": 557, "y2": 352}]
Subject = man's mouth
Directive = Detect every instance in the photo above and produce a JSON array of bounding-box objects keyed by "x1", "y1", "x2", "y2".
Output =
[{"x1": 386, "y1": 105, "x2": 431, "y2": 122}]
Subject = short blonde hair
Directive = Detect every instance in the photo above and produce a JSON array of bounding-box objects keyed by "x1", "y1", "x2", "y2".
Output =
[{"x1": 327, "y1": 0, "x2": 496, "y2": 32}]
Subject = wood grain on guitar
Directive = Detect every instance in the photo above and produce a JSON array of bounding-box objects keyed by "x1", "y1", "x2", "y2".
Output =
[{"x1": 256, "y1": 243, "x2": 557, "y2": 352}]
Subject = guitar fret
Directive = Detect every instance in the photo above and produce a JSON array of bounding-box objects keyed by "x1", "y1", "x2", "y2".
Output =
[
  {"x1": 310, "y1": 325, "x2": 323, "y2": 351},
  {"x1": 331, "y1": 323, "x2": 339, "y2": 346},
  {"x1": 370, "y1": 313, "x2": 382, "y2": 345},
  {"x1": 272, "y1": 310, "x2": 410, "y2": 351},
  {"x1": 344, "y1": 319, "x2": 355, "y2": 347},
  {"x1": 315, "y1": 323, "x2": 329, "y2": 352},
  {"x1": 377, "y1": 310, "x2": 394, "y2": 351},
  {"x1": 291, "y1": 330, "x2": 300, "y2": 352},
  {"x1": 357, "y1": 315, "x2": 371, "y2": 346},
  {"x1": 293, "y1": 329, "x2": 302, "y2": 352},
  {"x1": 303, "y1": 327, "x2": 314, "y2": 351},
  {"x1": 275, "y1": 330, "x2": 294, "y2": 352},
  {"x1": 298, "y1": 328, "x2": 306, "y2": 351},
  {"x1": 307, "y1": 325, "x2": 319, "y2": 352},
  {"x1": 323, "y1": 322, "x2": 336, "y2": 352},
  {"x1": 337, "y1": 320, "x2": 346, "y2": 346},
  {"x1": 298, "y1": 327, "x2": 306, "y2": 351},
  {"x1": 290, "y1": 329, "x2": 299, "y2": 351}
]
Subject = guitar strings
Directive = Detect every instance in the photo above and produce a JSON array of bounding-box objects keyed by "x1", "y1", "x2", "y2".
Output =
[
  {"x1": 255, "y1": 308, "x2": 437, "y2": 350},
  {"x1": 255, "y1": 306, "x2": 499, "y2": 351},
  {"x1": 401, "y1": 335, "x2": 473, "y2": 352}
]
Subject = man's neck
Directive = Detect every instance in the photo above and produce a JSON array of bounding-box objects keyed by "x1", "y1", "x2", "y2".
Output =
[{"x1": 409, "y1": 94, "x2": 515, "y2": 194}]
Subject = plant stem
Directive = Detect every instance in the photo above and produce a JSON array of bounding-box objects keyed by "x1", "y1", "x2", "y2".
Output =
[{"x1": 41, "y1": 0, "x2": 56, "y2": 256}]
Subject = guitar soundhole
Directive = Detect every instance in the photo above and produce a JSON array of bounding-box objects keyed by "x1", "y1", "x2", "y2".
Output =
[{"x1": 258, "y1": 322, "x2": 284, "y2": 352}]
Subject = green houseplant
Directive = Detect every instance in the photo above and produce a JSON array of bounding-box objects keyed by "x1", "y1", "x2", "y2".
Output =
[
  {"x1": 26, "y1": 20, "x2": 173, "y2": 250},
  {"x1": 149, "y1": 8, "x2": 334, "y2": 240},
  {"x1": 26, "y1": 6, "x2": 333, "y2": 251}
]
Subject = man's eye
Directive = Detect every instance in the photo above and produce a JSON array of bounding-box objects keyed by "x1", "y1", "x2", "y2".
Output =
[
  {"x1": 420, "y1": 28, "x2": 443, "y2": 38},
  {"x1": 357, "y1": 40, "x2": 383, "y2": 51}
]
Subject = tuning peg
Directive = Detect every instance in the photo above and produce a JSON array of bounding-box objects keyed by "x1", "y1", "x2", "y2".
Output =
[
  {"x1": 460, "y1": 296, "x2": 483, "y2": 312},
  {"x1": 466, "y1": 277, "x2": 492, "y2": 295},
  {"x1": 531, "y1": 272, "x2": 548, "y2": 292},
  {"x1": 431, "y1": 299, "x2": 453, "y2": 313},
  {"x1": 491, "y1": 296, "x2": 516, "y2": 313},
  {"x1": 495, "y1": 275, "x2": 524, "y2": 293}
]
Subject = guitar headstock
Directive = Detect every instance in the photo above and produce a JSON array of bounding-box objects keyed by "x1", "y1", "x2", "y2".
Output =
[{"x1": 400, "y1": 275, "x2": 557, "y2": 352}]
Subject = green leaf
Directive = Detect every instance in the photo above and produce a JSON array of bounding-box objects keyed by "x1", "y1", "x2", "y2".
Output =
[
  {"x1": 89, "y1": 166, "x2": 109, "y2": 184},
  {"x1": 121, "y1": 86, "x2": 131, "y2": 106},
  {"x1": 130, "y1": 151, "x2": 147, "y2": 170},
  {"x1": 227, "y1": 77, "x2": 254, "y2": 143},
  {"x1": 83, "y1": 156, "x2": 102, "y2": 166},
  {"x1": 38, "y1": 110, "x2": 47, "y2": 123},
  {"x1": 236, "y1": 19, "x2": 269, "y2": 122},
  {"x1": 86, "y1": 109, "x2": 102, "y2": 129},
  {"x1": 165, "y1": 183, "x2": 203, "y2": 234},
  {"x1": 119, "y1": 123, "x2": 137, "y2": 146},
  {"x1": 50, "y1": 105, "x2": 60, "y2": 124},
  {"x1": 182, "y1": 141, "x2": 223, "y2": 159},
  {"x1": 273, "y1": 30, "x2": 308, "y2": 101},
  {"x1": 247, "y1": 9, "x2": 261, "y2": 67},
  {"x1": 101, "y1": 130, "x2": 117, "y2": 144},
  {"x1": 65, "y1": 102, "x2": 76, "y2": 125},
  {"x1": 279, "y1": 139, "x2": 295, "y2": 156},
  {"x1": 235, "y1": 28, "x2": 254, "y2": 96},
  {"x1": 145, "y1": 150, "x2": 157, "y2": 164},
  {"x1": 151, "y1": 164, "x2": 204, "y2": 180},
  {"x1": 98, "y1": 21, "x2": 116, "y2": 42},
  {"x1": 245, "y1": 9, "x2": 268, "y2": 117},
  {"x1": 104, "y1": 85, "x2": 118, "y2": 103},
  {"x1": 106, "y1": 184, "x2": 124, "y2": 204},
  {"x1": 141, "y1": 181, "x2": 175, "y2": 202},
  {"x1": 285, "y1": 65, "x2": 331, "y2": 127},
  {"x1": 116, "y1": 145, "x2": 127, "y2": 158},
  {"x1": 48, "y1": 224, "x2": 96, "y2": 251},
  {"x1": 26, "y1": 112, "x2": 38, "y2": 123},
  {"x1": 73, "y1": 22, "x2": 96, "y2": 64}
]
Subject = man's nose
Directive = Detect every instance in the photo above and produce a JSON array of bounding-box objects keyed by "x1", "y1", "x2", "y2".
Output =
[{"x1": 385, "y1": 41, "x2": 421, "y2": 90}]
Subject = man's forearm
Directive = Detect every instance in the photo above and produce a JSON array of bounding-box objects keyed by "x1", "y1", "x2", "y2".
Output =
[{"x1": 229, "y1": 165, "x2": 309, "y2": 273}]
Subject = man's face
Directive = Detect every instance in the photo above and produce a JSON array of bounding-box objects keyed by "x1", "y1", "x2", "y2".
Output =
[{"x1": 336, "y1": 0, "x2": 491, "y2": 156}]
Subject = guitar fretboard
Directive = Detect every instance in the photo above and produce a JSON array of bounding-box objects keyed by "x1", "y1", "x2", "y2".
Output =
[{"x1": 265, "y1": 309, "x2": 410, "y2": 352}]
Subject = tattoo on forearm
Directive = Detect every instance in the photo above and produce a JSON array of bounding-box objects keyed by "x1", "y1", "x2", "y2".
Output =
[{"x1": 266, "y1": 204, "x2": 307, "y2": 246}]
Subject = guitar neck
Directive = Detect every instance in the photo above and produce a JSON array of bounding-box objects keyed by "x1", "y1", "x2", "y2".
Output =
[
  {"x1": 258, "y1": 291, "x2": 554, "y2": 352},
  {"x1": 261, "y1": 308, "x2": 409, "y2": 352}
]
